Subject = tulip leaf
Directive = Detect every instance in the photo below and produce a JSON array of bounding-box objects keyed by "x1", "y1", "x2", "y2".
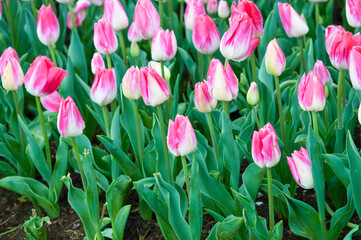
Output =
[
  {"x1": 239, "y1": 163, "x2": 265, "y2": 201},
  {"x1": 52, "y1": 140, "x2": 68, "y2": 203},
  {"x1": 0, "y1": 161, "x2": 17, "y2": 176},
  {"x1": 178, "y1": 47, "x2": 196, "y2": 83},
  {"x1": 323, "y1": 154, "x2": 350, "y2": 188},
  {"x1": 68, "y1": 29, "x2": 87, "y2": 83},
  {"x1": 189, "y1": 157, "x2": 203, "y2": 240},
  {"x1": 343, "y1": 225, "x2": 361, "y2": 240}
]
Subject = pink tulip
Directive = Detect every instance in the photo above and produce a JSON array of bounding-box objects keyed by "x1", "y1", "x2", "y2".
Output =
[
  {"x1": 218, "y1": 1, "x2": 229, "y2": 19},
  {"x1": 24, "y1": 56, "x2": 67, "y2": 97},
  {"x1": 287, "y1": 147, "x2": 314, "y2": 189},
  {"x1": 206, "y1": 0, "x2": 218, "y2": 14},
  {"x1": 247, "y1": 82, "x2": 259, "y2": 106},
  {"x1": 94, "y1": 18, "x2": 118, "y2": 55},
  {"x1": 0, "y1": 1, "x2": 2, "y2": 20},
  {"x1": 167, "y1": 115, "x2": 197, "y2": 156},
  {"x1": 313, "y1": 60, "x2": 331, "y2": 85},
  {"x1": 1, "y1": 57, "x2": 24, "y2": 91},
  {"x1": 207, "y1": 59, "x2": 238, "y2": 101},
  {"x1": 57, "y1": 96, "x2": 85, "y2": 138},
  {"x1": 37, "y1": 5, "x2": 60, "y2": 46},
  {"x1": 104, "y1": 0, "x2": 129, "y2": 31},
  {"x1": 122, "y1": 66, "x2": 141, "y2": 100},
  {"x1": 148, "y1": 61, "x2": 171, "y2": 81},
  {"x1": 328, "y1": 30, "x2": 358, "y2": 70},
  {"x1": 140, "y1": 67, "x2": 170, "y2": 106},
  {"x1": 265, "y1": 39, "x2": 286, "y2": 77},
  {"x1": 151, "y1": 27, "x2": 177, "y2": 61},
  {"x1": 278, "y1": 3, "x2": 309, "y2": 38},
  {"x1": 127, "y1": 24, "x2": 143, "y2": 42},
  {"x1": 90, "y1": 68, "x2": 117, "y2": 106},
  {"x1": 40, "y1": 91, "x2": 62, "y2": 112},
  {"x1": 192, "y1": 14, "x2": 220, "y2": 55},
  {"x1": 346, "y1": 0, "x2": 361, "y2": 28},
  {"x1": 0, "y1": 47, "x2": 19, "y2": 76},
  {"x1": 66, "y1": 0, "x2": 91, "y2": 29},
  {"x1": 348, "y1": 46, "x2": 361, "y2": 90},
  {"x1": 91, "y1": 52, "x2": 105, "y2": 74},
  {"x1": 325, "y1": 25, "x2": 346, "y2": 55},
  {"x1": 185, "y1": 0, "x2": 206, "y2": 30},
  {"x1": 251, "y1": 122, "x2": 281, "y2": 168},
  {"x1": 89, "y1": 0, "x2": 104, "y2": 6},
  {"x1": 298, "y1": 71, "x2": 325, "y2": 112},
  {"x1": 194, "y1": 81, "x2": 217, "y2": 113}
]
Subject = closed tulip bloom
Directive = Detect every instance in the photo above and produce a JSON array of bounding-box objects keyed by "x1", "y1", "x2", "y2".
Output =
[
  {"x1": 206, "y1": 0, "x2": 218, "y2": 14},
  {"x1": 194, "y1": 81, "x2": 217, "y2": 113},
  {"x1": 346, "y1": 0, "x2": 361, "y2": 28},
  {"x1": 122, "y1": 66, "x2": 141, "y2": 100},
  {"x1": 265, "y1": 39, "x2": 286, "y2": 77},
  {"x1": 24, "y1": 56, "x2": 67, "y2": 97},
  {"x1": 90, "y1": 68, "x2": 117, "y2": 106},
  {"x1": 247, "y1": 82, "x2": 259, "y2": 106},
  {"x1": 37, "y1": 5, "x2": 60, "y2": 46},
  {"x1": 192, "y1": 14, "x2": 220, "y2": 55},
  {"x1": 1, "y1": 57, "x2": 24, "y2": 91},
  {"x1": 104, "y1": 0, "x2": 129, "y2": 31},
  {"x1": 287, "y1": 147, "x2": 314, "y2": 189},
  {"x1": 148, "y1": 61, "x2": 171, "y2": 81},
  {"x1": 66, "y1": 0, "x2": 91, "y2": 29},
  {"x1": 329, "y1": 31, "x2": 357, "y2": 70},
  {"x1": 140, "y1": 67, "x2": 170, "y2": 106},
  {"x1": 185, "y1": 0, "x2": 206, "y2": 30},
  {"x1": 127, "y1": 24, "x2": 143, "y2": 42},
  {"x1": 91, "y1": 52, "x2": 105, "y2": 74},
  {"x1": 40, "y1": 91, "x2": 62, "y2": 112},
  {"x1": 218, "y1": 1, "x2": 229, "y2": 19},
  {"x1": 298, "y1": 71, "x2": 325, "y2": 112},
  {"x1": 130, "y1": 0, "x2": 160, "y2": 40},
  {"x1": 278, "y1": 3, "x2": 309, "y2": 38},
  {"x1": 57, "y1": 96, "x2": 85, "y2": 138},
  {"x1": 167, "y1": 115, "x2": 197, "y2": 156},
  {"x1": 313, "y1": 60, "x2": 331, "y2": 85},
  {"x1": 325, "y1": 25, "x2": 346, "y2": 55},
  {"x1": 348, "y1": 46, "x2": 361, "y2": 90},
  {"x1": 94, "y1": 18, "x2": 118, "y2": 55},
  {"x1": 151, "y1": 27, "x2": 177, "y2": 61},
  {"x1": 0, "y1": 47, "x2": 19, "y2": 76},
  {"x1": 251, "y1": 122, "x2": 281, "y2": 168},
  {"x1": 56, "y1": 0, "x2": 75, "y2": 3},
  {"x1": 207, "y1": 59, "x2": 238, "y2": 101}
]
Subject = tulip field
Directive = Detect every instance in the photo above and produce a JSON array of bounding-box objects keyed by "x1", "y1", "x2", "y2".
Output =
[{"x1": 2, "y1": 0, "x2": 361, "y2": 239}]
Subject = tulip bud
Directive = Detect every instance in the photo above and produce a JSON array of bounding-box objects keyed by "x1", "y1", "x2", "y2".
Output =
[
  {"x1": 57, "y1": 96, "x2": 85, "y2": 138},
  {"x1": 278, "y1": 2, "x2": 309, "y2": 38},
  {"x1": 122, "y1": 66, "x2": 141, "y2": 100},
  {"x1": 251, "y1": 122, "x2": 281, "y2": 168},
  {"x1": 348, "y1": 46, "x2": 361, "y2": 90},
  {"x1": 298, "y1": 71, "x2": 325, "y2": 112},
  {"x1": 329, "y1": 31, "x2": 357, "y2": 70},
  {"x1": 91, "y1": 52, "x2": 105, "y2": 74},
  {"x1": 1, "y1": 57, "x2": 24, "y2": 91},
  {"x1": 207, "y1": 59, "x2": 238, "y2": 101},
  {"x1": 247, "y1": 82, "x2": 259, "y2": 106},
  {"x1": 325, "y1": 25, "x2": 346, "y2": 55},
  {"x1": 91, "y1": 68, "x2": 117, "y2": 106},
  {"x1": 104, "y1": 0, "x2": 129, "y2": 31},
  {"x1": 56, "y1": 0, "x2": 75, "y2": 3},
  {"x1": 40, "y1": 91, "x2": 61, "y2": 112},
  {"x1": 66, "y1": 0, "x2": 91, "y2": 29},
  {"x1": 287, "y1": 147, "x2": 314, "y2": 189},
  {"x1": 346, "y1": 0, "x2": 361, "y2": 28},
  {"x1": 194, "y1": 81, "x2": 217, "y2": 113},
  {"x1": 206, "y1": 0, "x2": 218, "y2": 14},
  {"x1": 151, "y1": 27, "x2": 177, "y2": 61},
  {"x1": 265, "y1": 39, "x2": 286, "y2": 77},
  {"x1": 324, "y1": 85, "x2": 329, "y2": 98},
  {"x1": 184, "y1": 0, "x2": 206, "y2": 30},
  {"x1": 148, "y1": 61, "x2": 171, "y2": 81},
  {"x1": 167, "y1": 115, "x2": 197, "y2": 156},
  {"x1": 127, "y1": 23, "x2": 142, "y2": 42},
  {"x1": 192, "y1": 14, "x2": 220, "y2": 55},
  {"x1": 218, "y1": 1, "x2": 229, "y2": 19},
  {"x1": 0, "y1": 47, "x2": 19, "y2": 76},
  {"x1": 358, "y1": 103, "x2": 361, "y2": 125},
  {"x1": 140, "y1": 67, "x2": 170, "y2": 106},
  {"x1": 37, "y1": 5, "x2": 60, "y2": 46},
  {"x1": 24, "y1": 56, "x2": 67, "y2": 97},
  {"x1": 313, "y1": 60, "x2": 331, "y2": 86},
  {"x1": 94, "y1": 18, "x2": 118, "y2": 55},
  {"x1": 131, "y1": 41, "x2": 140, "y2": 58}
]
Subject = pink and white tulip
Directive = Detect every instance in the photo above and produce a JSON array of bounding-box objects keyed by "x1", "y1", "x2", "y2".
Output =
[
  {"x1": 122, "y1": 66, "x2": 141, "y2": 100},
  {"x1": 57, "y1": 96, "x2": 85, "y2": 138},
  {"x1": 348, "y1": 46, "x2": 361, "y2": 90},
  {"x1": 1, "y1": 57, "x2": 24, "y2": 91},
  {"x1": 56, "y1": 0, "x2": 75, "y2": 3},
  {"x1": 328, "y1": 30, "x2": 358, "y2": 70},
  {"x1": 265, "y1": 39, "x2": 286, "y2": 77},
  {"x1": 151, "y1": 27, "x2": 177, "y2": 61},
  {"x1": 278, "y1": 3, "x2": 309, "y2": 38},
  {"x1": 325, "y1": 25, "x2": 346, "y2": 55},
  {"x1": 94, "y1": 18, "x2": 118, "y2": 55},
  {"x1": 194, "y1": 81, "x2": 217, "y2": 113},
  {"x1": 91, "y1": 52, "x2": 105, "y2": 74},
  {"x1": 346, "y1": 0, "x2": 361, "y2": 28},
  {"x1": 218, "y1": 1, "x2": 229, "y2": 19},
  {"x1": 167, "y1": 115, "x2": 197, "y2": 156},
  {"x1": 247, "y1": 82, "x2": 259, "y2": 106},
  {"x1": 358, "y1": 103, "x2": 361, "y2": 125},
  {"x1": 0, "y1": 47, "x2": 19, "y2": 76},
  {"x1": 89, "y1": 0, "x2": 104, "y2": 6},
  {"x1": 251, "y1": 123, "x2": 281, "y2": 168},
  {"x1": 148, "y1": 61, "x2": 171, "y2": 81},
  {"x1": 140, "y1": 67, "x2": 170, "y2": 106},
  {"x1": 37, "y1": 5, "x2": 60, "y2": 46},
  {"x1": 66, "y1": 0, "x2": 91, "y2": 29},
  {"x1": 313, "y1": 60, "x2": 331, "y2": 85},
  {"x1": 298, "y1": 71, "x2": 325, "y2": 112},
  {"x1": 206, "y1": 0, "x2": 218, "y2": 14},
  {"x1": 184, "y1": 0, "x2": 206, "y2": 30},
  {"x1": 104, "y1": 0, "x2": 129, "y2": 31},
  {"x1": 287, "y1": 147, "x2": 314, "y2": 189},
  {"x1": 192, "y1": 14, "x2": 220, "y2": 55},
  {"x1": 40, "y1": 91, "x2": 62, "y2": 112},
  {"x1": 90, "y1": 68, "x2": 117, "y2": 106}
]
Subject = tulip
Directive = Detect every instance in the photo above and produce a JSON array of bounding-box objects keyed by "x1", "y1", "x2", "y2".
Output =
[
  {"x1": 37, "y1": 5, "x2": 60, "y2": 46},
  {"x1": 90, "y1": 68, "x2": 117, "y2": 106},
  {"x1": 122, "y1": 66, "x2": 141, "y2": 100},
  {"x1": 0, "y1": 47, "x2": 19, "y2": 76},
  {"x1": 247, "y1": 82, "x2": 259, "y2": 106},
  {"x1": 167, "y1": 115, "x2": 197, "y2": 156},
  {"x1": 91, "y1": 53, "x2": 105, "y2": 74},
  {"x1": 1, "y1": 57, "x2": 24, "y2": 91},
  {"x1": 148, "y1": 61, "x2": 171, "y2": 81},
  {"x1": 56, "y1": 0, "x2": 75, "y2": 3},
  {"x1": 131, "y1": 41, "x2": 140, "y2": 58},
  {"x1": 207, "y1": 59, "x2": 238, "y2": 101},
  {"x1": 251, "y1": 122, "x2": 281, "y2": 168},
  {"x1": 298, "y1": 71, "x2": 325, "y2": 112},
  {"x1": 40, "y1": 91, "x2": 62, "y2": 112},
  {"x1": 218, "y1": 1, "x2": 229, "y2": 19},
  {"x1": 127, "y1": 24, "x2": 143, "y2": 42},
  {"x1": 308, "y1": 0, "x2": 327, "y2": 2},
  {"x1": 346, "y1": 0, "x2": 361, "y2": 28},
  {"x1": 0, "y1": 1, "x2": 2, "y2": 20},
  {"x1": 66, "y1": 0, "x2": 91, "y2": 29},
  {"x1": 151, "y1": 27, "x2": 177, "y2": 61},
  {"x1": 104, "y1": 0, "x2": 129, "y2": 31},
  {"x1": 325, "y1": 25, "x2": 346, "y2": 55},
  {"x1": 192, "y1": 14, "x2": 220, "y2": 55},
  {"x1": 24, "y1": 56, "x2": 67, "y2": 97},
  {"x1": 265, "y1": 39, "x2": 286, "y2": 77},
  {"x1": 287, "y1": 147, "x2": 314, "y2": 189},
  {"x1": 348, "y1": 46, "x2": 361, "y2": 90},
  {"x1": 313, "y1": 60, "x2": 331, "y2": 85},
  {"x1": 140, "y1": 67, "x2": 170, "y2": 106},
  {"x1": 278, "y1": 3, "x2": 309, "y2": 38},
  {"x1": 206, "y1": 0, "x2": 218, "y2": 14},
  {"x1": 194, "y1": 81, "x2": 217, "y2": 113},
  {"x1": 328, "y1": 30, "x2": 357, "y2": 70},
  {"x1": 89, "y1": 0, "x2": 104, "y2": 6},
  {"x1": 94, "y1": 18, "x2": 118, "y2": 55},
  {"x1": 358, "y1": 103, "x2": 361, "y2": 125},
  {"x1": 57, "y1": 96, "x2": 85, "y2": 138},
  {"x1": 184, "y1": 0, "x2": 206, "y2": 30}
]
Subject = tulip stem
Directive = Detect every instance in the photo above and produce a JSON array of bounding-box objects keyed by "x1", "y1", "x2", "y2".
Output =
[
  {"x1": 35, "y1": 96, "x2": 52, "y2": 172},
  {"x1": 324, "y1": 101, "x2": 329, "y2": 132},
  {"x1": 253, "y1": 107, "x2": 261, "y2": 129},
  {"x1": 315, "y1": 2, "x2": 320, "y2": 26},
  {"x1": 179, "y1": 2, "x2": 184, "y2": 36},
  {"x1": 159, "y1": 1, "x2": 164, "y2": 28},
  {"x1": 31, "y1": 0, "x2": 38, "y2": 20},
  {"x1": 12, "y1": 91, "x2": 26, "y2": 152},
  {"x1": 161, "y1": 60, "x2": 171, "y2": 122},
  {"x1": 298, "y1": 37, "x2": 306, "y2": 74},
  {"x1": 168, "y1": 0, "x2": 174, "y2": 29},
  {"x1": 68, "y1": 3, "x2": 77, "y2": 31},
  {"x1": 118, "y1": 31, "x2": 128, "y2": 68},
  {"x1": 206, "y1": 112, "x2": 219, "y2": 169},
  {"x1": 312, "y1": 111, "x2": 319, "y2": 138},
  {"x1": 4, "y1": 0, "x2": 16, "y2": 49},
  {"x1": 336, "y1": 70, "x2": 345, "y2": 152},
  {"x1": 197, "y1": 52, "x2": 203, "y2": 81},
  {"x1": 49, "y1": 45, "x2": 58, "y2": 67},
  {"x1": 181, "y1": 156, "x2": 190, "y2": 195},
  {"x1": 274, "y1": 76, "x2": 286, "y2": 151},
  {"x1": 102, "y1": 106, "x2": 111, "y2": 137},
  {"x1": 222, "y1": 101, "x2": 230, "y2": 118},
  {"x1": 71, "y1": 137, "x2": 87, "y2": 189},
  {"x1": 325, "y1": 203, "x2": 358, "y2": 228},
  {"x1": 250, "y1": 52, "x2": 258, "y2": 84},
  {"x1": 106, "y1": 54, "x2": 112, "y2": 69},
  {"x1": 267, "y1": 168, "x2": 274, "y2": 237},
  {"x1": 157, "y1": 105, "x2": 173, "y2": 185},
  {"x1": 133, "y1": 100, "x2": 145, "y2": 176}
]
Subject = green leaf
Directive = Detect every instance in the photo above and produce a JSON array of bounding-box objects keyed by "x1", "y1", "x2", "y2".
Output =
[
  {"x1": 239, "y1": 163, "x2": 265, "y2": 201},
  {"x1": 0, "y1": 160, "x2": 17, "y2": 176},
  {"x1": 52, "y1": 140, "x2": 68, "y2": 203},
  {"x1": 324, "y1": 154, "x2": 350, "y2": 188},
  {"x1": 189, "y1": 158, "x2": 203, "y2": 240},
  {"x1": 113, "y1": 205, "x2": 131, "y2": 240},
  {"x1": 216, "y1": 215, "x2": 244, "y2": 240},
  {"x1": 68, "y1": 30, "x2": 87, "y2": 82}
]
